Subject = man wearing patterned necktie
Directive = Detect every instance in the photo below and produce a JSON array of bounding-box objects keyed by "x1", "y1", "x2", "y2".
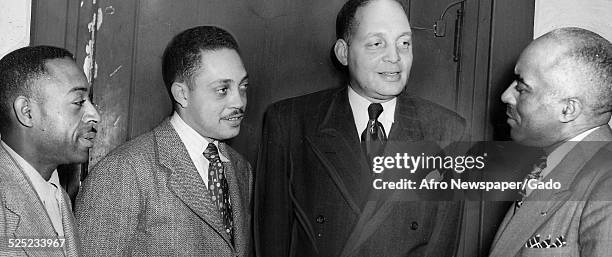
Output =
[
  {"x1": 255, "y1": 0, "x2": 466, "y2": 256},
  {"x1": 0, "y1": 45, "x2": 100, "y2": 257},
  {"x1": 489, "y1": 27, "x2": 612, "y2": 257},
  {"x1": 76, "y1": 26, "x2": 253, "y2": 256}
]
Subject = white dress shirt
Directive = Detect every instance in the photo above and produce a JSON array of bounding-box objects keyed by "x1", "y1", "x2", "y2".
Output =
[
  {"x1": 348, "y1": 86, "x2": 396, "y2": 138},
  {"x1": 0, "y1": 138, "x2": 64, "y2": 236},
  {"x1": 170, "y1": 112, "x2": 229, "y2": 188}
]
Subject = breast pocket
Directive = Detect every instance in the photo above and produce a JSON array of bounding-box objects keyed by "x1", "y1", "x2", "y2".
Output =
[{"x1": 520, "y1": 245, "x2": 575, "y2": 257}]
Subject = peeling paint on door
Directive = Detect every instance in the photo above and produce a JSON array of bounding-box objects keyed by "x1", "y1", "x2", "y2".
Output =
[
  {"x1": 105, "y1": 6, "x2": 115, "y2": 15},
  {"x1": 83, "y1": 4, "x2": 103, "y2": 84}
]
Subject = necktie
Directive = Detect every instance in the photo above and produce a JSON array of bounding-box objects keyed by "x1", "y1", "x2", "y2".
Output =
[
  {"x1": 203, "y1": 143, "x2": 235, "y2": 244},
  {"x1": 361, "y1": 103, "x2": 387, "y2": 162},
  {"x1": 515, "y1": 155, "x2": 547, "y2": 209}
]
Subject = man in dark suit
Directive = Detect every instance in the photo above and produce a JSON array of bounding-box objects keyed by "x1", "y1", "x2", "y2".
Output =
[
  {"x1": 489, "y1": 27, "x2": 612, "y2": 257},
  {"x1": 75, "y1": 26, "x2": 253, "y2": 256},
  {"x1": 255, "y1": 0, "x2": 466, "y2": 256},
  {"x1": 0, "y1": 46, "x2": 100, "y2": 256}
]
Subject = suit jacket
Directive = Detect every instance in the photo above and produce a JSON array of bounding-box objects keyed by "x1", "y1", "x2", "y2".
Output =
[
  {"x1": 75, "y1": 119, "x2": 253, "y2": 256},
  {"x1": 0, "y1": 144, "x2": 80, "y2": 257},
  {"x1": 489, "y1": 126, "x2": 612, "y2": 257},
  {"x1": 255, "y1": 86, "x2": 466, "y2": 257}
]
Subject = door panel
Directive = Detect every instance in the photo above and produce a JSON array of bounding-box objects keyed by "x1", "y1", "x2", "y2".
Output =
[{"x1": 408, "y1": 0, "x2": 462, "y2": 111}]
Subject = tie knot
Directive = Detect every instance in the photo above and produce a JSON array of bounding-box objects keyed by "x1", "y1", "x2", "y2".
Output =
[
  {"x1": 368, "y1": 103, "x2": 383, "y2": 120},
  {"x1": 535, "y1": 155, "x2": 547, "y2": 169},
  {"x1": 203, "y1": 143, "x2": 220, "y2": 162}
]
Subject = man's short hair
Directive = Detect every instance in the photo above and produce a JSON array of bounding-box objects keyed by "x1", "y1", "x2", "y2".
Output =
[
  {"x1": 0, "y1": 45, "x2": 74, "y2": 127},
  {"x1": 162, "y1": 25, "x2": 240, "y2": 102},
  {"x1": 335, "y1": 0, "x2": 406, "y2": 42},
  {"x1": 544, "y1": 27, "x2": 612, "y2": 114}
]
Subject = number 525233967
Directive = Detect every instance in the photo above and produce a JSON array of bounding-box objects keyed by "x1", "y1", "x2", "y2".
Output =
[{"x1": 6, "y1": 238, "x2": 65, "y2": 248}]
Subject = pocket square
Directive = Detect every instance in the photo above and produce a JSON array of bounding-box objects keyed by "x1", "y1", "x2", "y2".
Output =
[{"x1": 525, "y1": 234, "x2": 566, "y2": 248}]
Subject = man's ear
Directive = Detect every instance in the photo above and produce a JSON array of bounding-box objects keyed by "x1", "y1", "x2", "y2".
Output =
[
  {"x1": 559, "y1": 98, "x2": 582, "y2": 123},
  {"x1": 334, "y1": 39, "x2": 349, "y2": 66},
  {"x1": 13, "y1": 96, "x2": 34, "y2": 127},
  {"x1": 170, "y1": 82, "x2": 190, "y2": 108}
]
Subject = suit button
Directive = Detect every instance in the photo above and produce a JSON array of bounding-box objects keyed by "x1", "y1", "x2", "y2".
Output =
[
  {"x1": 316, "y1": 215, "x2": 326, "y2": 224},
  {"x1": 317, "y1": 233, "x2": 323, "y2": 238},
  {"x1": 410, "y1": 221, "x2": 419, "y2": 230}
]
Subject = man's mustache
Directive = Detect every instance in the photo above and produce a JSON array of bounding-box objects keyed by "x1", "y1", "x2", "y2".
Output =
[{"x1": 223, "y1": 109, "x2": 245, "y2": 118}]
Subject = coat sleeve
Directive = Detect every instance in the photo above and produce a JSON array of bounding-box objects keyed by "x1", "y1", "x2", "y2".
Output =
[
  {"x1": 75, "y1": 152, "x2": 141, "y2": 256},
  {"x1": 254, "y1": 104, "x2": 294, "y2": 257}
]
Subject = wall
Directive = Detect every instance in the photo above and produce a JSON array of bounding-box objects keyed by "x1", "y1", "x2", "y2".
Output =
[
  {"x1": 534, "y1": 0, "x2": 612, "y2": 41},
  {"x1": 0, "y1": 0, "x2": 31, "y2": 59}
]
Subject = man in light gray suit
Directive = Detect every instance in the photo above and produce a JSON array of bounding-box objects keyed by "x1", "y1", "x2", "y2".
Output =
[
  {"x1": 75, "y1": 26, "x2": 253, "y2": 256},
  {"x1": 489, "y1": 27, "x2": 612, "y2": 256},
  {"x1": 0, "y1": 46, "x2": 100, "y2": 256}
]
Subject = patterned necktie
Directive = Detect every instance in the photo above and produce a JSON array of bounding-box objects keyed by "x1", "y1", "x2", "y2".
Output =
[
  {"x1": 516, "y1": 155, "x2": 547, "y2": 209},
  {"x1": 361, "y1": 103, "x2": 387, "y2": 162},
  {"x1": 203, "y1": 143, "x2": 235, "y2": 245}
]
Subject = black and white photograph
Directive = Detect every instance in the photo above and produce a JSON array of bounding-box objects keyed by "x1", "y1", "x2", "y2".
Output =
[{"x1": 1, "y1": 0, "x2": 611, "y2": 256}]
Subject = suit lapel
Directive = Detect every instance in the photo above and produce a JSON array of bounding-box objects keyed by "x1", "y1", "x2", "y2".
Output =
[
  {"x1": 219, "y1": 142, "x2": 248, "y2": 253},
  {"x1": 388, "y1": 96, "x2": 423, "y2": 141},
  {"x1": 489, "y1": 126, "x2": 612, "y2": 256},
  {"x1": 0, "y1": 146, "x2": 64, "y2": 257},
  {"x1": 306, "y1": 87, "x2": 370, "y2": 215},
  {"x1": 155, "y1": 120, "x2": 232, "y2": 249},
  {"x1": 59, "y1": 189, "x2": 79, "y2": 257}
]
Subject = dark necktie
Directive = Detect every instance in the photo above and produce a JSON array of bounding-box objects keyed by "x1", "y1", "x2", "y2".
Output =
[
  {"x1": 515, "y1": 155, "x2": 547, "y2": 209},
  {"x1": 203, "y1": 143, "x2": 235, "y2": 244},
  {"x1": 361, "y1": 103, "x2": 387, "y2": 162}
]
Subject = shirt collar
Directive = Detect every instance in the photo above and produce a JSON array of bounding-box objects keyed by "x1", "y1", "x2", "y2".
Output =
[
  {"x1": 347, "y1": 86, "x2": 396, "y2": 135},
  {"x1": 569, "y1": 126, "x2": 601, "y2": 142},
  {"x1": 170, "y1": 112, "x2": 229, "y2": 162},
  {"x1": 540, "y1": 125, "x2": 602, "y2": 178}
]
